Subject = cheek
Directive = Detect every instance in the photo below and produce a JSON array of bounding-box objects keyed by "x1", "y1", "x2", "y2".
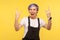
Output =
[
  {"x1": 34, "y1": 11, "x2": 38, "y2": 13},
  {"x1": 28, "y1": 10, "x2": 38, "y2": 14}
]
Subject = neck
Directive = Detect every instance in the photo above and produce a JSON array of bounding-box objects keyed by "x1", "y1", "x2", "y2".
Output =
[{"x1": 29, "y1": 16, "x2": 37, "y2": 19}]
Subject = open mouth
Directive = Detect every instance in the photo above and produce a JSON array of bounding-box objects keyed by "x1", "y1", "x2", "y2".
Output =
[{"x1": 31, "y1": 14, "x2": 34, "y2": 15}]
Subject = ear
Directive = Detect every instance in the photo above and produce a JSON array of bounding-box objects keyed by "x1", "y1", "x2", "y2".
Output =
[{"x1": 37, "y1": 11, "x2": 38, "y2": 13}]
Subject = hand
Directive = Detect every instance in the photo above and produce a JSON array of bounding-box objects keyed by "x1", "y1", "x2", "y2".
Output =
[
  {"x1": 15, "y1": 8, "x2": 21, "y2": 20},
  {"x1": 45, "y1": 7, "x2": 51, "y2": 19}
]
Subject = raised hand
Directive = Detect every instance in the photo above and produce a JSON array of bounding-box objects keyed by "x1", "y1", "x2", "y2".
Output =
[
  {"x1": 14, "y1": 8, "x2": 22, "y2": 31},
  {"x1": 15, "y1": 8, "x2": 21, "y2": 20},
  {"x1": 45, "y1": 7, "x2": 51, "y2": 19}
]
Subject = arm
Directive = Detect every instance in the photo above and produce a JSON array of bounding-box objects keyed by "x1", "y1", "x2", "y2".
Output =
[
  {"x1": 43, "y1": 19, "x2": 52, "y2": 30},
  {"x1": 14, "y1": 19, "x2": 23, "y2": 31},
  {"x1": 43, "y1": 8, "x2": 52, "y2": 30},
  {"x1": 14, "y1": 9, "x2": 23, "y2": 31}
]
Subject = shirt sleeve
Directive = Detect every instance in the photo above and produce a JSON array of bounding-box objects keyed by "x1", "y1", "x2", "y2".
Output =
[
  {"x1": 20, "y1": 17, "x2": 25, "y2": 26},
  {"x1": 40, "y1": 19, "x2": 46, "y2": 27}
]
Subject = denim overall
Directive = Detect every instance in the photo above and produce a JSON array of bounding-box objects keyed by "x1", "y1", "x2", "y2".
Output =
[{"x1": 22, "y1": 17, "x2": 40, "y2": 40}]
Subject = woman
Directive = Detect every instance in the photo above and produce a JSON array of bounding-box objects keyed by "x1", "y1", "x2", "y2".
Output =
[{"x1": 14, "y1": 3, "x2": 52, "y2": 40}]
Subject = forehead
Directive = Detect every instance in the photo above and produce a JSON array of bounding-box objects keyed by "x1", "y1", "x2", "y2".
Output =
[{"x1": 29, "y1": 6, "x2": 37, "y2": 9}]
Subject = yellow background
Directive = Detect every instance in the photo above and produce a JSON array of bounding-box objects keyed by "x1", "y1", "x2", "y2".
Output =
[{"x1": 0, "y1": 0, "x2": 60, "y2": 40}]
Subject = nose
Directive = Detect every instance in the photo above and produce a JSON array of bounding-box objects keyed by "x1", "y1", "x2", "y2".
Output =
[{"x1": 31, "y1": 9, "x2": 35, "y2": 13}]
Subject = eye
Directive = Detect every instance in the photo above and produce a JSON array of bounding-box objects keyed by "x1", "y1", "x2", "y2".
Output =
[
  {"x1": 33, "y1": 9, "x2": 36, "y2": 10},
  {"x1": 29, "y1": 9, "x2": 32, "y2": 10},
  {"x1": 33, "y1": 8, "x2": 37, "y2": 11}
]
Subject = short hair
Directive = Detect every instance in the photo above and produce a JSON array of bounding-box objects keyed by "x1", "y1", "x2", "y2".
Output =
[{"x1": 28, "y1": 3, "x2": 39, "y2": 11}]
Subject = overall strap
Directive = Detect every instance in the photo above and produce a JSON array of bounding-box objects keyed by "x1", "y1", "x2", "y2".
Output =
[
  {"x1": 28, "y1": 16, "x2": 30, "y2": 26},
  {"x1": 28, "y1": 16, "x2": 40, "y2": 29},
  {"x1": 38, "y1": 18, "x2": 40, "y2": 29}
]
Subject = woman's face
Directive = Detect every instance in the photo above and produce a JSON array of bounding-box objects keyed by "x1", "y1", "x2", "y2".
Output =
[{"x1": 28, "y1": 6, "x2": 38, "y2": 18}]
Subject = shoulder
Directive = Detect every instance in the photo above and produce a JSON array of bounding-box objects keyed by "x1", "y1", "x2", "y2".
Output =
[
  {"x1": 38, "y1": 18, "x2": 45, "y2": 23},
  {"x1": 20, "y1": 17, "x2": 28, "y2": 24},
  {"x1": 38, "y1": 18, "x2": 44, "y2": 21}
]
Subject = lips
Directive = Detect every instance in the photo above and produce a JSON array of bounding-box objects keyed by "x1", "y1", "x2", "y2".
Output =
[{"x1": 31, "y1": 14, "x2": 34, "y2": 15}]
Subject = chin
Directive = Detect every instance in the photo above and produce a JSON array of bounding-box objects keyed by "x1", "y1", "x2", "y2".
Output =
[{"x1": 30, "y1": 15, "x2": 36, "y2": 18}]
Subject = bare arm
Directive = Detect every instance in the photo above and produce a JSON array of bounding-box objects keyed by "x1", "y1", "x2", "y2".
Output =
[
  {"x1": 14, "y1": 19, "x2": 23, "y2": 31},
  {"x1": 43, "y1": 19, "x2": 52, "y2": 30},
  {"x1": 43, "y1": 8, "x2": 52, "y2": 30},
  {"x1": 14, "y1": 9, "x2": 23, "y2": 31}
]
